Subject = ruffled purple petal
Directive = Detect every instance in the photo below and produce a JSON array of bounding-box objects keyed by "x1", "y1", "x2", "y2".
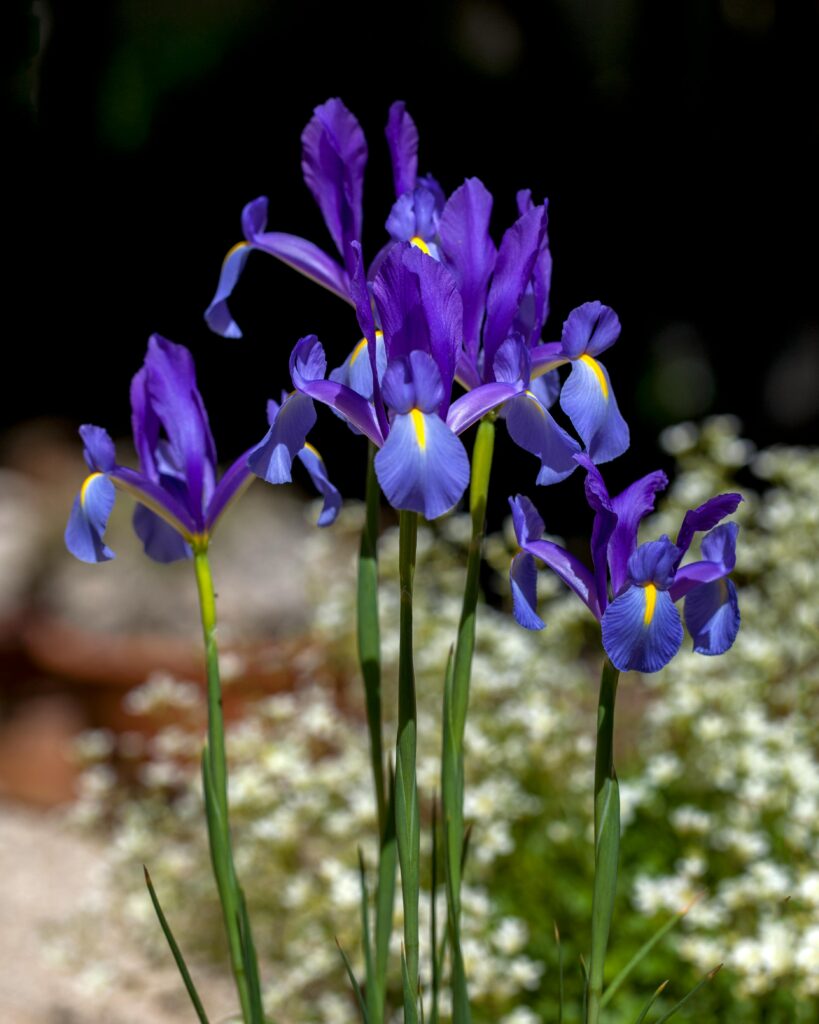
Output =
[
  {"x1": 247, "y1": 393, "x2": 317, "y2": 485},
  {"x1": 386, "y1": 101, "x2": 418, "y2": 198},
  {"x1": 627, "y1": 537, "x2": 680, "y2": 588},
  {"x1": 297, "y1": 444, "x2": 342, "y2": 526},
  {"x1": 607, "y1": 469, "x2": 670, "y2": 594},
  {"x1": 668, "y1": 522, "x2": 739, "y2": 601},
  {"x1": 439, "y1": 178, "x2": 497, "y2": 367},
  {"x1": 381, "y1": 350, "x2": 445, "y2": 415},
  {"x1": 301, "y1": 97, "x2": 367, "y2": 273},
  {"x1": 445, "y1": 381, "x2": 521, "y2": 436},
  {"x1": 513, "y1": 192, "x2": 552, "y2": 346},
  {"x1": 510, "y1": 552, "x2": 545, "y2": 630},
  {"x1": 133, "y1": 504, "x2": 191, "y2": 563},
  {"x1": 684, "y1": 577, "x2": 740, "y2": 656},
  {"x1": 374, "y1": 411, "x2": 469, "y2": 519},
  {"x1": 560, "y1": 302, "x2": 621, "y2": 359},
  {"x1": 560, "y1": 356, "x2": 629, "y2": 464},
  {"x1": 483, "y1": 204, "x2": 547, "y2": 374},
  {"x1": 675, "y1": 493, "x2": 743, "y2": 559},
  {"x1": 65, "y1": 472, "x2": 116, "y2": 563},
  {"x1": 602, "y1": 584, "x2": 684, "y2": 673},
  {"x1": 504, "y1": 391, "x2": 580, "y2": 486}
]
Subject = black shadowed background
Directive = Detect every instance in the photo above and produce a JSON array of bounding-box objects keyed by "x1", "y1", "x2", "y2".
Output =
[{"x1": 5, "y1": 0, "x2": 818, "y2": 531}]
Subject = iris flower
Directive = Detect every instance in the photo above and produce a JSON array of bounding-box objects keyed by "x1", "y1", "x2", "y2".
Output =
[
  {"x1": 65, "y1": 335, "x2": 338, "y2": 564},
  {"x1": 509, "y1": 455, "x2": 742, "y2": 672},
  {"x1": 205, "y1": 98, "x2": 442, "y2": 338}
]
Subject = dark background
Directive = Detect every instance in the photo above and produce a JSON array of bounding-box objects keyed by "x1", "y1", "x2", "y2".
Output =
[{"x1": 6, "y1": 0, "x2": 818, "y2": 527}]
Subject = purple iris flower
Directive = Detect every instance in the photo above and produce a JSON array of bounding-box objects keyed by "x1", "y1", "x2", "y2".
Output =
[
  {"x1": 65, "y1": 335, "x2": 338, "y2": 564},
  {"x1": 508, "y1": 455, "x2": 742, "y2": 672},
  {"x1": 205, "y1": 98, "x2": 444, "y2": 338},
  {"x1": 262, "y1": 242, "x2": 522, "y2": 520}
]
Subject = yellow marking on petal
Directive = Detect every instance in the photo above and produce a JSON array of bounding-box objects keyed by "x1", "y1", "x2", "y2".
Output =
[
  {"x1": 80, "y1": 472, "x2": 103, "y2": 508},
  {"x1": 410, "y1": 408, "x2": 426, "y2": 450},
  {"x1": 224, "y1": 240, "x2": 250, "y2": 265},
  {"x1": 643, "y1": 583, "x2": 657, "y2": 626},
  {"x1": 375, "y1": 329, "x2": 384, "y2": 340},
  {"x1": 579, "y1": 354, "x2": 609, "y2": 400},
  {"x1": 410, "y1": 235, "x2": 431, "y2": 256},
  {"x1": 524, "y1": 390, "x2": 547, "y2": 418},
  {"x1": 303, "y1": 441, "x2": 322, "y2": 459},
  {"x1": 350, "y1": 337, "x2": 369, "y2": 366}
]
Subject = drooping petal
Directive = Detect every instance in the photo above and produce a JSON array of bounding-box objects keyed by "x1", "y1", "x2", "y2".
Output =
[
  {"x1": 445, "y1": 381, "x2": 521, "y2": 436},
  {"x1": 504, "y1": 391, "x2": 580, "y2": 486},
  {"x1": 607, "y1": 469, "x2": 669, "y2": 594},
  {"x1": 483, "y1": 204, "x2": 547, "y2": 373},
  {"x1": 205, "y1": 447, "x2": 258, "y2": 533},
  {"x1": 559, "y1": 355, "x2": 629, "y2": 464},
  {"x1": 247, "y1": 393, "x2": 317, "y2": 484},
  {"x1": 79, "y1": 424, "x2": 116, "y2": 473},
  {"x1": 142, "y1": 335, "x2": 217, "y2": 525},
  {"x1": 250, "y1": 231, "x2": 352, "y2": 302},
  {"x1": 65, "y1": 472, "x2": 116, "y2": 563},
  {"x1": 374, "y1": 411, "x2": 469, "y2": 519},
  {"x1": 510, "y1": 552, "x2": 545, "y2": 630},
  {"x1": 297, "y1": 443, "x2": 342, "y2": 526},
  {"x1": 203, "y1": 196, "x2": 268, "y2": 338},
  {"x1": 509, "y1": 495, "x2": 599, "y2": 616},
  {"x1": 602, "y1": 584, "x2": 684, "y2": 673},
  {"x1": 675, "y1": 493, "x2": 743, "y2": 559},
  {"x1": 301, "y1": 97, "x2": 367, "y2": 272},
  {"x1": 528, "y1": 369, "x2": 560, "y2": 410},
  {"x1": 684, "y1": 577, "x2": 740, "y2": 656},
  {"x1": 386, "y1": 100, "x2": 418, "y2": 198},
  {"x1": 530, "y1": 340, "x2": 567, "y2": 378},
  {"x1": 439, "y1": 178, "x2": 497, "y2": 366},
  {"x1": 668, "y1": 522, "x2": 739, "y2": 601},
  {"x1": 559, "y1": 301, "x2": 621, "y2": 359},
  {"x1": 132, "y1": 504, "x2": 191, "y2": 563}
]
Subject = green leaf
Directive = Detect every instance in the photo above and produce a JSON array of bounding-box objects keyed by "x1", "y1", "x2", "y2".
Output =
[
  {"x1": 336, "y1": 939, "x2": 369, "y2": 1024},
  {"x1": 401, "y1": 948, "x2": 419, "y2": 1024},
  {"x1": 144, "y1": 866, "x2": 210, "y2": 1024},
  {"x1": 634, "y1": 980, "x2": 669, "y2": 1024},
  {"x1": 555, "y1": 923, "x2": 564, "y2": 1024},
  {"x1": 653, "y1": 965, "x2": 722, "y2": 1023},
  {"x1": 357, "y1": 848, "x2": 376, "y2": 1023},
  {"x1": 237, "y1": 887, "x2": 265, "y2": 1024}
]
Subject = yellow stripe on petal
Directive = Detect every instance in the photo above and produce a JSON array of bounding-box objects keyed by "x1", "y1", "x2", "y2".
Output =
[
  {"x1": 80, "y1": 472, "x2": 104, "y2": 509},
  {"x1": 224, "y1": 240, "x2": 250, "y2": 265},
  {"x1": 303, "y1": 441, "x2": 322, "y2": 460},
  {"x1": 643, "y1": 583, "x2": 657, "y2": 626},
  {"x1": 350, "y1": 338, "x2": 368, "y2": 366},
  {"x1": 579, "y1": 354, "x2": 609, "y2": 400},
  {"x1": 410, "y1": 235, "x2": 431, "y2": 255},
  {"x1": 410, "y1": 408, "x2": 426, "y2": 450},
  {"x1": 524, "y1": 390, "x2": 547, "y2": 418}
]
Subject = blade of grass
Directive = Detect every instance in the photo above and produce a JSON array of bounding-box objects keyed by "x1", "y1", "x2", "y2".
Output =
[
  {"x1": 144, "y1": 867, "x2": 210, "y2": 1024},
  {"x1": 634, "y1": 981, "x2": 669, "y2": 1024},
  {"x1": 653, "y1": 965, "x2": 722, "y2": 1023},
  {"x1": 336, "y1": 938, "x2": 369, "y2": 1024}
]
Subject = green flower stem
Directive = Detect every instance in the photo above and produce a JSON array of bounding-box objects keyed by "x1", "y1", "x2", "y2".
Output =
[
  {"x1": 193, "y1": 545, "x2": 259, "y2": 1024},
  {"x1": 586, "y1": 658, "x2": 621, "y2": 1024},
  {"x1": 358, "y1": 442, "x2": 396, "y2": 1024},
  {"x1": 396, "y1": 510, "x2": 420, "y2": 1021},
  {"x1": 442, "y1": 416, "x2": 495, "y2": 1023}
]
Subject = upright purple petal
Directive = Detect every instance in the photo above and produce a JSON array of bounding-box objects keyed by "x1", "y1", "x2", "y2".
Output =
[
  {"x1": 602, "y1": 584, "x2": 684, "y2": 673},
  {"x1": 297, "y1": 444, "x2": 342, "y2": 526},
  {"x1": 301, "y1": 98, "x2": 367, "y2": 273},
  {"x1": 684, "y1": 577, "x2": 740, "y2": 656},
  {"x1": 559, "y1": 355, "x2": 629, "y2": 464},
  {"x1": 65, "y1": 472, "x2": 116, "y2": 563},
  {"x1": 675, "y1": 493, "x2": 743, "y2": 558},
  {"x1": 510, "y1": 552, "x2": 545, "y2": 630},
  {"x1": 386, "y1": 101, "x2": 419, "y2": 198},
  {"x1": 483, "y1": 205, "x2": 547, "y2": 374},
  {"x1": 375, "y1": 411, "x2": 469, "y2": 519},
  {"x1": 607, "y1": 470, "x2": 669, "y2": 594},
  {"x1": 560, "y1": 302, "x2": 621, "y2": 359},
  {"x1": 575, "y1": 454, "x2": 617, "y2": 613},
  {"x1": 513, "y1": 192, "x2": 552, "y2": 347},
  {"x1": 79, "y1": 424, "x2": 117, "y2": 473},
  {"x1": 439, "y1": 178, "x2": 497, "y2": 366}
]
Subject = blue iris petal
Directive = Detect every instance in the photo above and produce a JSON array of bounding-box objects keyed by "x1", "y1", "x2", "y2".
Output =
[
  {"x1": 248, "y1": 393, "x2": 318, "y2": 484},
  {"x1": 510, "y1": 552, "x2": 545, "y2": 630},
  {"x1": 296, "y1": 445, "x2": 342, "y2": 526},
  {"x1": 65, "y1": 472, "x2": 116, "y2": 563},
  {"x1": 504, "y1": 391, "x2": 580, "y2": 486},
  {"x1": 560, "y1": 356, "x2": 629, "y2": 464},
  {"x1": 602, "y1": 584, "x2": 684, "y2": 673},
  {"x1": 684, "y1": 577, "x2": 740, "y2": 656},
  {"x1": 375, "y1": 411, "x2": 469, "y2": 520},
  {"x1": 133, "y1": 505, "x2": 191, "y2": 563}
]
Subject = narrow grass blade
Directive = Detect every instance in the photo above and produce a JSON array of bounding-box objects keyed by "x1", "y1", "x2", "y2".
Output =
[
  {"x1": 653, "y1": 965, "x2": 722, "y2": 1023},
  {"x1": 430, "y1": 795, "x2": 440, "y2": 1024},
  {"x1": 144, "y1": 867, "x2": 210, "y2": 1024},
  {"x1": 357, "y1": 848, "x2": 376, "y2": 1022},
  {"x1": 580, "y1": 954, "x2": 589, "y2": 1021},
  {"x1": 237, "y1": 887, "x2": 265, "y2": 1024},
  {"x1": 634, "y1": 980, "x2": 669, "y2": 1024},
  {"x1": 375, "y1": 766, "x2": 397, "y2": 1001},
  {"x1": 401, "y1": 947, "x2": 419, "y2": 1024},
  {"x1": 336, "y1": 938, "x2": 369, "y2": 1023},
  {"x1": 554, "y1": 923, "x2": 564, "y2": 1024},
  {"x1": 600, "y1": 894, "x2": 702, "y2": 1009}
]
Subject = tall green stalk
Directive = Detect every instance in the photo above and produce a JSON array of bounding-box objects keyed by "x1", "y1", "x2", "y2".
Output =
[
  {"x1": 193, "y1": 544, "x2": 263, "y2": 1024},
  {"x1": 357, "y1": 442, "x2": 396, "y2": 1024},
  {"x1": 586, "y1": 658, "x2": 621, "y2": 1024},
  {"x1": 442, "y1": 416, "x2": 495, "y2": 1023},
  {"x1": 395, "y1": 510, "x2": 420, "y2": 1021}
]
